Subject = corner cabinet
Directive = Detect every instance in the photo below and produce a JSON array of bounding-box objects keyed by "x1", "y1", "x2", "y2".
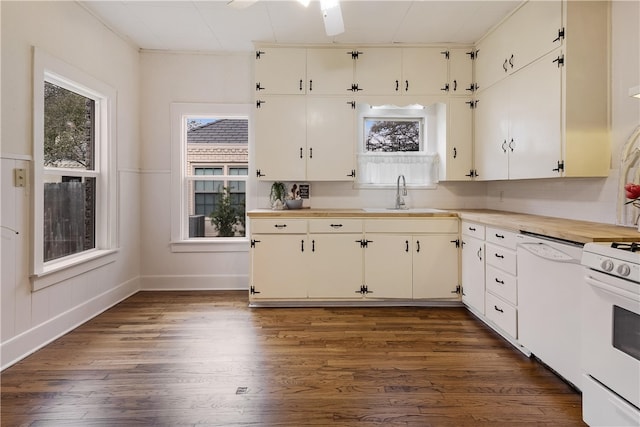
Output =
[
  {"x1": 474, "y1": 0, "x2": 610, "y2": 180},
  {"x1": 249, "y1": 214, "x2": 461, "y2": 305}
]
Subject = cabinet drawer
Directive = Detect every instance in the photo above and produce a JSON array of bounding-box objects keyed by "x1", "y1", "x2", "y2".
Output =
[
  {"x1": 251, "y1": 219, "x2": 307, "y2": 234},
  {"x1": 486, "y1": 264, "x2": 517, "y2": 305},
  {"x1": 486, "y1": 227, "x2": 519, "y2": 250},
  {"x1": 309, "y1": 219, "x2": 363, "y2": 234},
  {"x1": 485, "y1": 292, "x2": 517, "y2": 338},
  {"x1": 485, "y1": 243, "x2": 517, "y2": 275},
  {"x1": 461, "y1": 221, "x2": 485, "y2": 239},
  {"x1": 365, "y1": 219, "x2": 459, "y2": 234}
]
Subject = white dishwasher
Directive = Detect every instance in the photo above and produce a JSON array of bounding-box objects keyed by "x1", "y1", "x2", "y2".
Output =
[{"x1": 516, "y1": 233, "x2": 584, "y2": 389}]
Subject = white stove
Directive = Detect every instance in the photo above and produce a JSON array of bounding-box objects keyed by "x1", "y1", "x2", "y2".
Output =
[
  {"x1": 580, "y1": 242, "x2": 640, "y2": 426},
  {"x1": 582, "y1": 242, "x2": 640, "y2": 283}
]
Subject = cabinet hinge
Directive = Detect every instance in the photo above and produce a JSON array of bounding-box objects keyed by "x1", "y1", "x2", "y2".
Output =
[
  {"x1": 256, "y1": 169, "x2": 265, "y2": 178},
  {"x1": 552, "y1": 54, "x2": 565, "y2": 68},
  {"x1": 355, "y1": 239, "x2": 372, "y2": 248},
  {"x1": 255, "y1": 82, "x2": 264, "y2": 91},
  {"x1": 465, "y1": 100, "x2": 478, "y2": 109},
  {"x1": 440, "y1": 50, "x2": 450, "y2": 59},
  {"x1": 347, "y1": 169, "x2": 356, "y2": 178},
  {"x1": 255, "y1": 50, "x2": 265, "y2": 60},
  {"x1": 355, "y1": 285, "x2": 373, "y2": 295},
  {"x1": 452, "y1": 285, "x2": 461, "y2": 295},
  {"x1": 441, "y1": 83, "x2": 450, "y2": 92},
  {"x1": 552, "y1": 160, "x2": 565, "y2": 172},
  {"x1": 347, "y1": 50, "x2": 363, "y2": 60},
  {"x1": 553, "y1": 27, "x2": 565, "y2": 43},
  {"x1": 256, "y1": 100, "x2": 266, "y2": 108},
  {"x1": 466, "y1": 49, "x2": 479, "y2": 60},
  {"x1": 450, "y1": 239, "x2": 460, "y2": 248},
  {"x1": 250, "y1": 285, "x2": 261, "y2": 295},
  {"x1": 464, "y1": 169, "x2": 478, "y2": 178},
  {"x1": 465, "y1": 83, "x2": 479, "y2": 93},
  {"x1": 347, "y1": 101, "x2": 356, "y2": 109},
  {"x1": 348, "y1": 83, "x2": 363, "y2": 92},
  {"x1": 250, "y1": 239, "x2": 260, "y2": 248}
]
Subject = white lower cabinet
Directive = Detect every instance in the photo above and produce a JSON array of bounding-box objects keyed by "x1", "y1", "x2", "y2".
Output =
[
  {"x1": 461, "y1": 222, "x2": 485, "y2": 314},
  {"x1": 249, "y1": 216, "x2": 460, "y2": 303},
  {"x1": 460, "y1": 222, "x2": 520, "y2": 343},
  {"x1": 307, "y1": 219, "x2": 364, "y2": 299},
  {"x1": 250, "y1": 230, "x2": 308, "y2": 299},
  {"x1": 363, "y1": 218, "x2": 460, "y2": 300}
]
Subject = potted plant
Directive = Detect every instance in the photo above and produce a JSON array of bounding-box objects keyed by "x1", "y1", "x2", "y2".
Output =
[{"x1": 269, "y1": 181, "x2": 287, "y2": 210}]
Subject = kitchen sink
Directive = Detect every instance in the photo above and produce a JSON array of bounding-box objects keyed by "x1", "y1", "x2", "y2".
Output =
[{"x1": 362, "y1": 208, "x2": 448, "y2": 213}]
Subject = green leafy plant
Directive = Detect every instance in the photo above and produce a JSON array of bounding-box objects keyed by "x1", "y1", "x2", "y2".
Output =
[
  {"x1": 270, "y1": 181, "x2": 287, "y2": 207},
  {"x1": 210, "y1": 187, "x2": 240, "y2": 237}
]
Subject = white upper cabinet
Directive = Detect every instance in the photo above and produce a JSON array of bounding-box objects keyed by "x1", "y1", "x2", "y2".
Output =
[
  {"x1": 306, "y1": 49, "x2": 355, "y2": 95},
  {"x1": 353, "y1": 48, "x2": 402, "y2": 95},
  {"x1": 448, "y1": 48, "x2": 475, "y2": 95},
  {"x1": 306, "y1": 97, "x2": 356, "y2": 181},
  {"x1": 439, "y1": 98, "x2": 474, "y2": 181},
  {"x1": 475, "y1": 0, "x2": 562, "y2": 91},
  {"x1": 474, "y1": 0, "x2": 610, "y2": 180},
  {"x1": 254, "y1": 48, "x2": 307, "y2": 95},
  {"x1": 254, "y1": 96, "x2": 307, "y2": 181},
  {"x1": 353, "y1": 48, "x2": 449, "y2": 95},
  {"x1": 401, "y1": 48, "x2": 449, "y2": 95}
]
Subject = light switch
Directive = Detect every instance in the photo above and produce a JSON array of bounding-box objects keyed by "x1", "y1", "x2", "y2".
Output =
[{"x1": 14, "y1": 168, "x2": 26, "y2": 187}]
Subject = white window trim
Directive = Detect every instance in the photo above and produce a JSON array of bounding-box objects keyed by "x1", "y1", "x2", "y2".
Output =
[
  {"x1": 170, "y1": 103, "x2": 252, "y2": 253},
  {"x1": 31, "y1": 47, "x2": 118, "y2": 290}
]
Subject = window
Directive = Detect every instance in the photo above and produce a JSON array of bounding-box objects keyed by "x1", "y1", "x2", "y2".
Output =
[
  {"x1": 170, "y1": 103, "x2": 251, "y2": 251},
  {"x1": 32, "y1": 48, "x2": 117, "y2": 289},
  {"x1": 356, "y1": 103, "x2": 444, "y2": 188}
]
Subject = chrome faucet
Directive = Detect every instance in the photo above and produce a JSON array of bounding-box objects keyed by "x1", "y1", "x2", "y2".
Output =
[{"x1": 395, "y1": 174, "x2": 407, "y2": 209}]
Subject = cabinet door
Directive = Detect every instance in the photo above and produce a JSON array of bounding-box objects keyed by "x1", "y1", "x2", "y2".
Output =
[
  {"x1": 251, "y1": 234, "x2": 307, "y2": 299},
  {"x1": 508, "y1": 52, "x2": 562, "y2": 180},
  {"x1": 461, "y1": 235, "x2": 485, "y2": 314},
  {"x1": 306, "y1": 97, "x2": 356, "y2": 181},
  {"x1": 354, "y1": 48, "x2": 402, "y2": 95},
  {"x1": 306, "y1": 48, "x2": 354, "y2": 95},
  {"x1": 254, "y1": 96, "x2": 306, "y2": 181},
  {"x1": 441, "y1": 98, "x2": 473, "y2": 181},
  {"x1": 448, "y1": 48, "x2": 474, "y2": 94},
  {"x1": 364, "y1": 234, "x2": 412, "y2": 299},
  {"x1": 413, "y1": 235, "x2": 459, "y2": 299},
  {"x1": 474, "y1": 80, "x2": 509, "y2": 181},
  {"x1": 505, "y1": 0, "x2": 562, "y2": 73},
  {"x1": 402, "y1": 48, "x2": 448, "y2": 95},
  {"x1": 475, "y1": 26, "x2": 510, "y2": 92},
  {"x1": 255, "y1": 48, "x2": 306, "y2": 95},
  {"x1": 307, "y1": 234, "x2": 363, "y2": 298}
]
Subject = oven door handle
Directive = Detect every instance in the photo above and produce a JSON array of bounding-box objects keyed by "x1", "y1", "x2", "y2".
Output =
[{"x1": 585, "y1": 276, "x2": 640, "y2": 303}]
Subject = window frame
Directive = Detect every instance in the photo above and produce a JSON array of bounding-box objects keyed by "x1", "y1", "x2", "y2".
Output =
[
  {"x1": 170, "y1": 103, "x2": 251, "y2": 253},
  {"x1": 32, "y1": 48, "x2": 117, "y2": 291}
]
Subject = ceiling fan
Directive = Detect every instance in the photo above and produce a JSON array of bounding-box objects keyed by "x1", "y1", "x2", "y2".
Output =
[{"x1": 226, "y1": 0, "x2": 344, "y2": 36}]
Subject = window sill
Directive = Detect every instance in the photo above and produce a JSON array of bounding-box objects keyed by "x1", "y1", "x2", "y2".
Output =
[
  {"x1": 170, "y1": 238, "x2": 250, "y2": 253},
  {"x1": 31, "y1": 249, "x2": 119, "y2": 292}
]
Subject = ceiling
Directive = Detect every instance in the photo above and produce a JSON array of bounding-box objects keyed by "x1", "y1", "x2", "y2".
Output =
[{"x1": 80, "y1": 0, "x2": 523, "y2": 53}]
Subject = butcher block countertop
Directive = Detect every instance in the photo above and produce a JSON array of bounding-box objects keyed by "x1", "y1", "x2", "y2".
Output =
[{"x1": 247, "y1": 208, "x2": 640, "y2": 244}]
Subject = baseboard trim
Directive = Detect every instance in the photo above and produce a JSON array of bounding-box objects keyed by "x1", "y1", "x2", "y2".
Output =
[
  {"x1": 140, "y1": 274, "x2": 249, "y2": 291},
  {"x1": 1, "y1": 276, "x2": 140, "y2": 371}
]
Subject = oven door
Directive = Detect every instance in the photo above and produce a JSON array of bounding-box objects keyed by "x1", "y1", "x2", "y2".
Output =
[{"x1": 583, "y1": 268, "x2": 640, "y2": 409}]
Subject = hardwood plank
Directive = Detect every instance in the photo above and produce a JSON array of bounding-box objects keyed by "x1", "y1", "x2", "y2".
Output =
[{"x1": 1, "y1": 291, "x2": 585, "y2": 426}]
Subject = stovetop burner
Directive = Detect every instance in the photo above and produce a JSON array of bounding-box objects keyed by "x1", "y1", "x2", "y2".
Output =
[{"x1": 611, "y1": 242, "x2": 640, "y2": 252}]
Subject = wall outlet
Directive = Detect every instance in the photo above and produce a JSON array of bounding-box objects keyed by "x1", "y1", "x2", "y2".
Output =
[{"x1": 14, "y1": 168, "x2": 26, "y2": 187}]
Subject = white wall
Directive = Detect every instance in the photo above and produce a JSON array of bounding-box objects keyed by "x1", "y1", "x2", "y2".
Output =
[
  {"x1": 0, "y1": 1, "x2": 141, "y2": 369},
  {"x1": 485, "y1": 1, "x2": 640, "y2": 225},
  {"x1": 139, "y1": 51, "x2": 253, "y2": 290}
]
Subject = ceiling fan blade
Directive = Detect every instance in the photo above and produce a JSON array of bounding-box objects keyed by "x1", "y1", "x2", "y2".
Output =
[
  {"x1": 321, "y1": 0, "x2": 344, "y2": 36},
  {"x1": 227, "y1": 0, "x2": 259, "y2": 10}
]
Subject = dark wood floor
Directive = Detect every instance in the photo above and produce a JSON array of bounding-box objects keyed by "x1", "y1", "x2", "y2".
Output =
[{"x1": 1, "y1": 291, "x2": 585, "y2": 426}]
